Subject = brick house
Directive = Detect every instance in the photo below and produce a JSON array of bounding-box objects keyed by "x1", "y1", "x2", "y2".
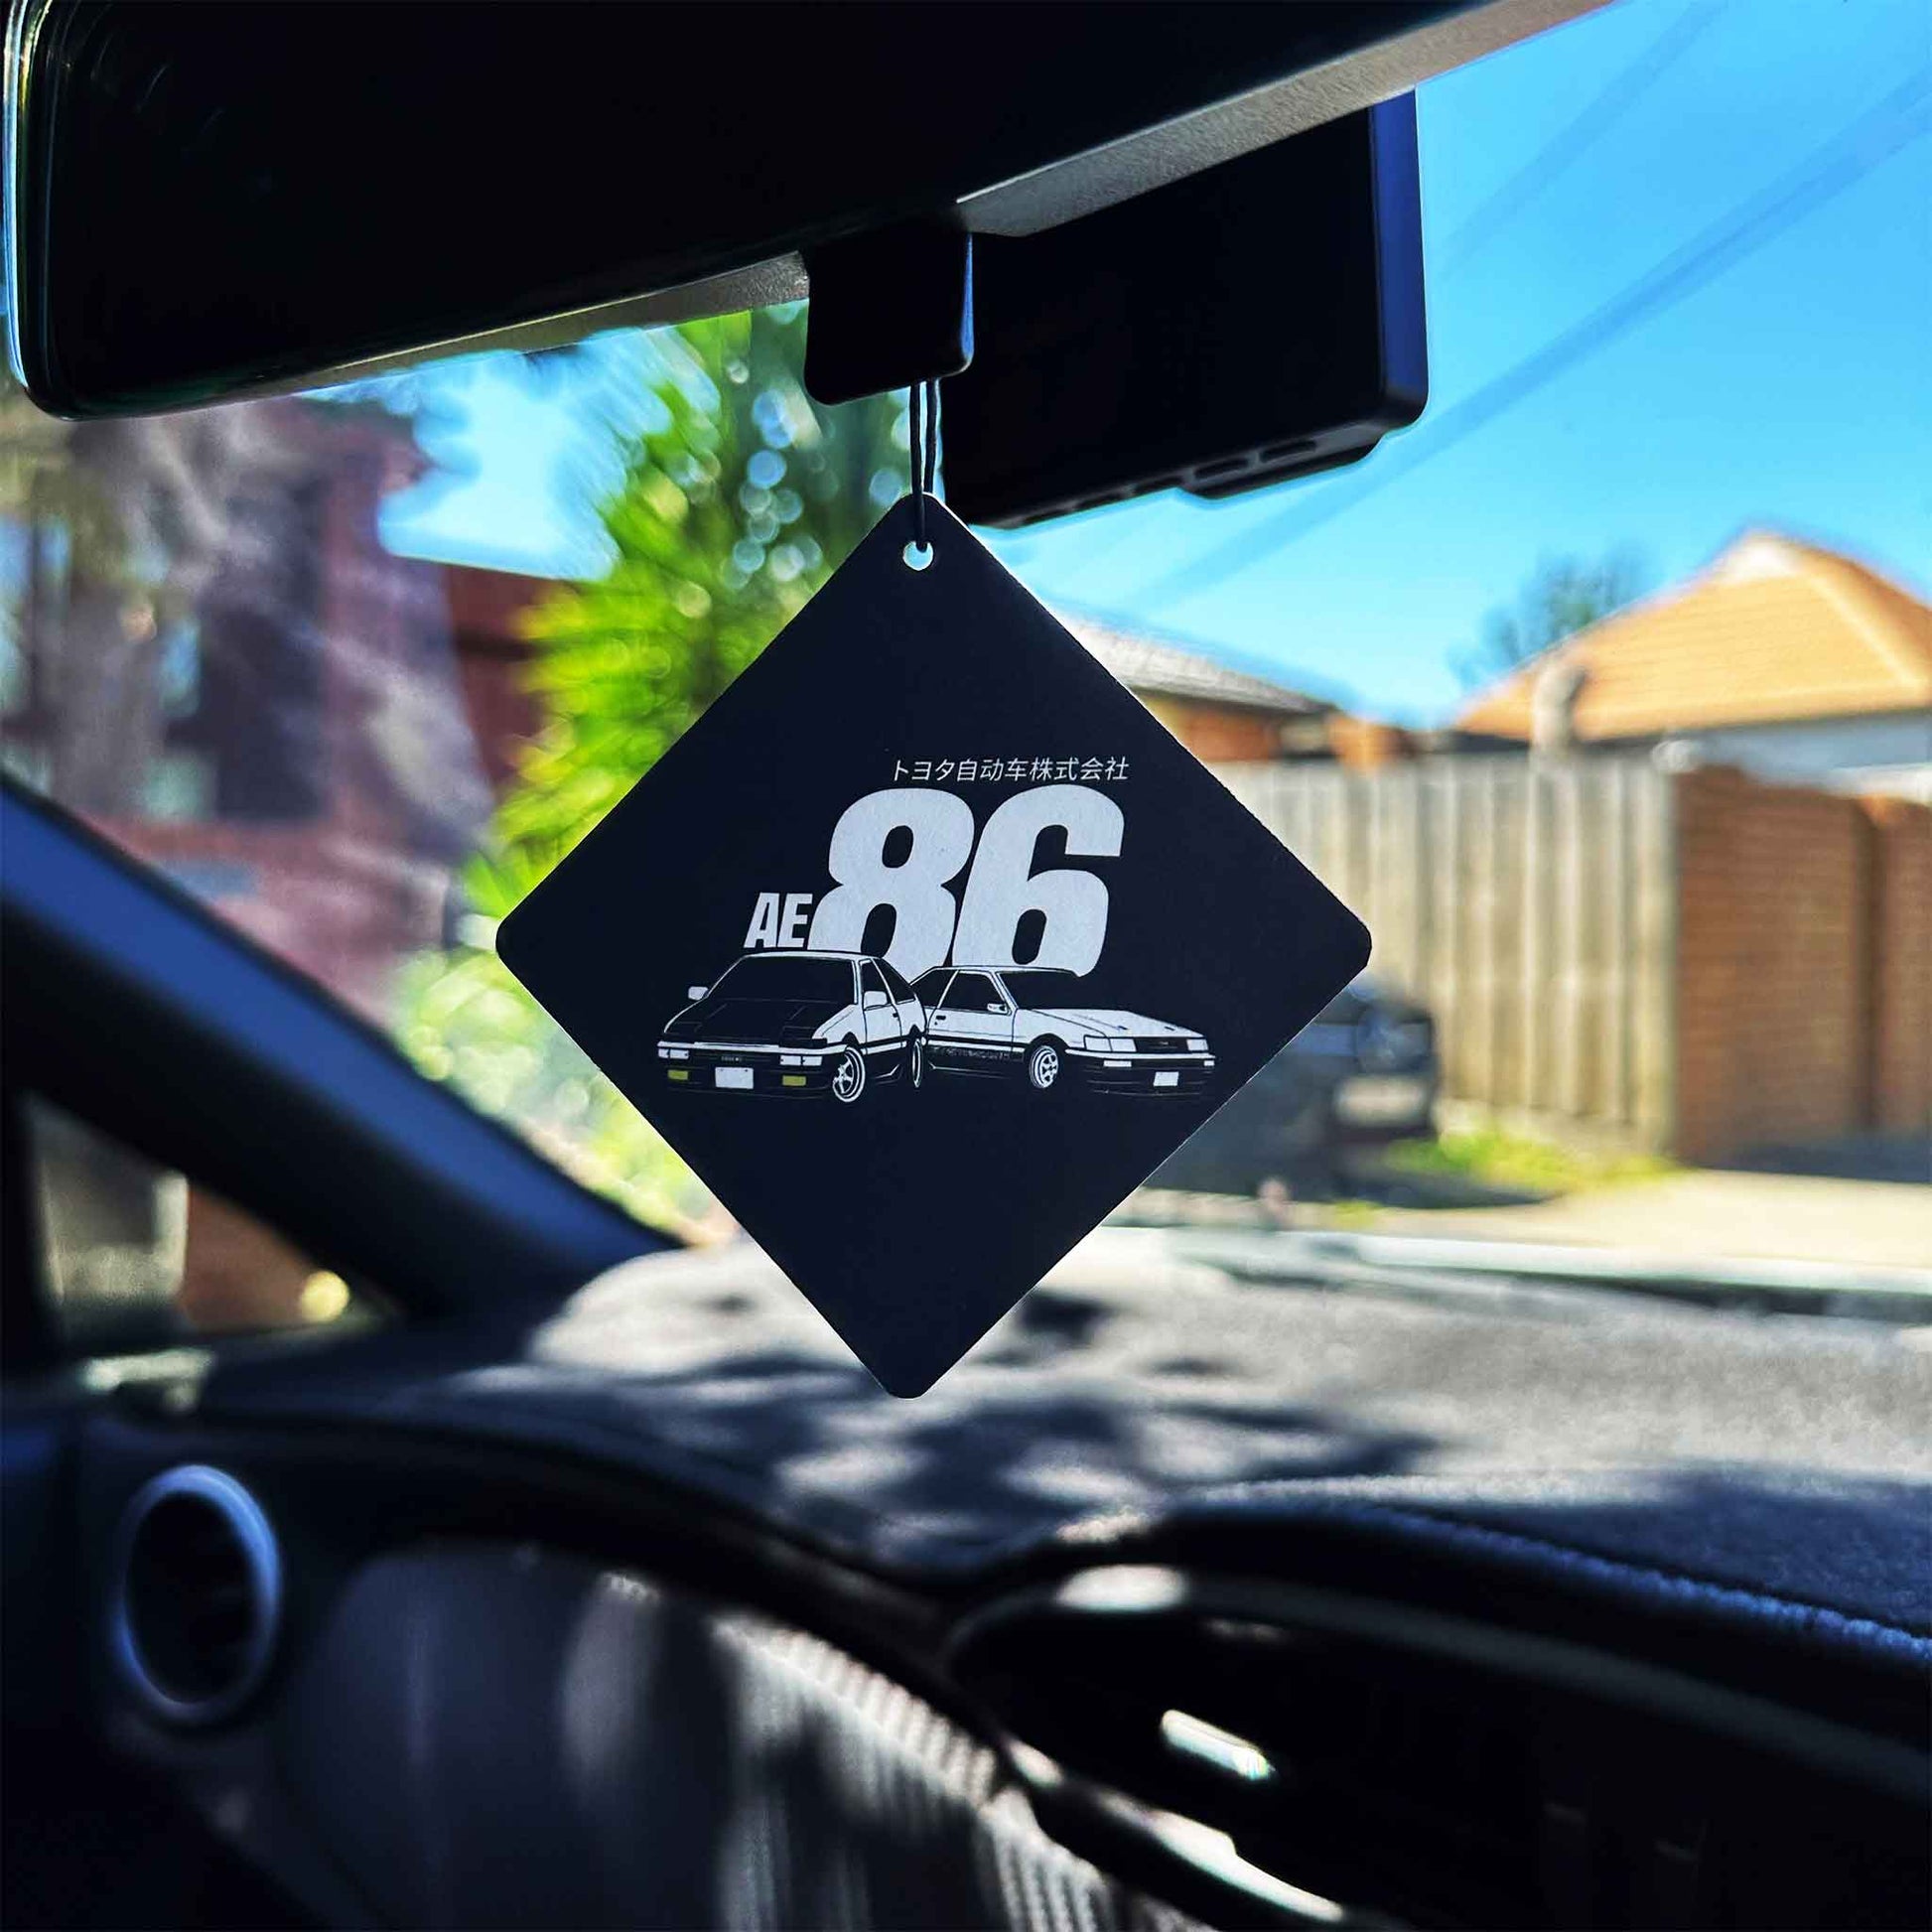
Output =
[
  {"x1": 1208, "y1": 530, "x2": 1932, "y2": 1160},
  {"x1": 4, "y1": 397, "x2": 495, "y2": 1023},
  {"x1": 1455, "y1": 531, "x2": 1932, "y2": 799},
  {"x1": 1449, "y1": 530, "x2": 1931, "y2": 1154}
]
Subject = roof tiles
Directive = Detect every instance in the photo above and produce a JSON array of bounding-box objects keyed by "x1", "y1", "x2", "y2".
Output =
[{"x1": 1456, "y1": 532, "x2": 1932, "y2": 742}]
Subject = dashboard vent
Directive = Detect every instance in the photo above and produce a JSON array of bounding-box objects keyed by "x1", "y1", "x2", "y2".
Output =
[
  {"x1": 110, "y1": 1465, "x2": 281, "y2": 1725},
  {"x1": 952, "y1": 1571, "x2": 1930, "y2": 1930}
]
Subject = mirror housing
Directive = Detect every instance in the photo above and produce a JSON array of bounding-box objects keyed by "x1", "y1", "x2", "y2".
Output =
[
  {"x1": 863, "y1": 990, "x2": 890, "y2": 1012},
  {"x1": 3, "y1": 0, "x2": 1590, "y2": 419},
  {"x1": 686, "y1": 986, "x2": 708, "y2": 1003}
]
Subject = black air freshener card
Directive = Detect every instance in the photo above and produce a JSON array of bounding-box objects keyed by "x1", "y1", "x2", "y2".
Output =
[{"x1": 497, "y1": 495, "x2": 1369, "y2": 1394}]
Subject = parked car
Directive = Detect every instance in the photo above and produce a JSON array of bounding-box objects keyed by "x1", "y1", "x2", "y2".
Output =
[
  {"x1": 1152, "y1": 974, "x2": 1437, "y2": 1193},
  {"x1": 907, "y1": 965, "x2": 1215, "y2": 1094},
  {"x1": 658, "y1": 949, "x2": 924, "y2": 1103}
]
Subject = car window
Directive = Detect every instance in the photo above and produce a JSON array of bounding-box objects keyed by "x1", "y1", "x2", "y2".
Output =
[
  {"x1": 708, "y1": 954, "x2": 854, "y2": 1004},
  {"x1": 879, "y1": 959, "x2": 914, "y2": 1003},
  {"x1": 860, "y1": 960, "x2": 890, "y2": 1003},
  {"x1": 1000, "y1": 970, "x2": 1081, "y2": 1010},
  {"x1": 28, "y1": 1098, "x2": 375, "y2": 1354},
  {"x1": 941, "y1": 972, "x2": 1002, "y2": 1012},
  {"x1": 1, "y1": 0, "x2": 1923, "y2": 1311}
]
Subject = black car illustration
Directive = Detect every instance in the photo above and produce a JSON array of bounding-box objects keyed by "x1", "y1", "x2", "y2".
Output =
[
  {"x1": 907, "y1": 965, "x2": 1215, "y2": 1094},
  {"x1": 658, "y1": 950, "x2": 925, "y2": 1103}
]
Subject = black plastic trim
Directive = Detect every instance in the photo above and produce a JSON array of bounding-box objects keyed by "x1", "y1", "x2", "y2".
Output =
[{"x1": 0, "y1": 780, "x2": 659, "y2": 1323}]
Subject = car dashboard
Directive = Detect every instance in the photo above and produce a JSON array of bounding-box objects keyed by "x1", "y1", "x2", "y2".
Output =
[{"x1": 10, "y1": 1233, "x2": 1927, "y2": 1932}]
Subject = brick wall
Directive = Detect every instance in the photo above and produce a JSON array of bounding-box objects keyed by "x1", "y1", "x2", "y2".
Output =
[
  {"x1": 456, "y1": 651, "x2": 542, "y2": 797},
  {"x1": 1675, "y1": 767, "x2": 1929, "y2": 1162},
  {"x1": 1864, "y1": 795, "x2": 1932, "y2": 1135},
  {"x1": 446, "y1": 563, "x2": 547, "y2": 796},
  {"x1": 1224, "y1": 755, "x2": 1925, "y2": 1163}
]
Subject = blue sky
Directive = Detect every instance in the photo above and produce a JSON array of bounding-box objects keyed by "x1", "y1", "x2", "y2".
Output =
[{"x1": 384, "y1": 0, "x2": 1932, "y2": 726}]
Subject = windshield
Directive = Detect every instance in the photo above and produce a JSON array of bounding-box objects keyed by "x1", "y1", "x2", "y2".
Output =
[
  {"x1": 999, "y1": 969, "x2": 1159, "y2": 1015},
  {"x1": 705, "y1": 956, "x2": 853, "y2": 1004},
  {"x1": 2, "y1": 0, "x2": 1925, "y2": 1320}
]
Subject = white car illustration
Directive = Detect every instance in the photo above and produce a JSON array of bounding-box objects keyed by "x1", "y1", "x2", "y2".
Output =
[
  {"x1": 907, "y1": 965, "x2": 1214, "y2": 1094},
  {"x1": 658, "y1": 950, "x2": 926, "y2": 1103}
]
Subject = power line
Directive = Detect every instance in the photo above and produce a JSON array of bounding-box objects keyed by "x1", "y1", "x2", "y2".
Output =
[
  {"x1": 1131, "y1": 70, "x2": 1931, "y2": 613},
  {"x1": 1014, "y1": 5, "x2": 1712, "y2": 593},
  {"x1": 1439, "y1": 1, "x2": 1718, "y2": 276},
  {"x1": 1000, "y1": 13, "x2": 1712, "y2": 595},
  {"x1": 1012, "y1": 6, "x2": 1712, "y2": 599}
]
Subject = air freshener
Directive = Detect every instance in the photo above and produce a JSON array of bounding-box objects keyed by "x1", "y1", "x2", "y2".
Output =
[{"x1": 498, "y1": 494, "x2": 1368, "y2": 1393}]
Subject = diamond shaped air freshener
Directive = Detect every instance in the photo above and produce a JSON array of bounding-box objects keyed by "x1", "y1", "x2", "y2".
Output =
[{"x1": 497, "y1": 496, "x2": 1369, "y2": 1394}]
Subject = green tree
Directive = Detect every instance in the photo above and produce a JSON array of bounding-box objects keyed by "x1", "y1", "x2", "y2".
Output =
[
  {"x1": 1453, "y1": 548, "x2": 1648, "y2": 691},
  {"x1": 471, "y1": 306, "x2": 903, "y2": 916},
  {"x1": 396, "y1": 306, "x2": 906, "y2": 1235}
]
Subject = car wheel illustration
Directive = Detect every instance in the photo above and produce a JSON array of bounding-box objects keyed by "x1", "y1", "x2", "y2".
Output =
[
  {"x1": 831, "y1": 1044, "x2": 867, "y2": 1104},
  {"x1": 1026, "y1": 1040, "x2": 1063, "y2": 1092},
  {"x1": 904, "y1": 1031, "x2": 924, "y2": 1090}
]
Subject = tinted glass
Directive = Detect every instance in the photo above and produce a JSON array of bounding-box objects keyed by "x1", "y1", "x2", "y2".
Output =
[
  {"x1": 709, "y1": 955, "x2": 854, "y2": 1004},
  {"x1": 1000, "y1": 971, "x2": 1086, "y2": 1010},
  {"x1": 1002, "y1": 966, "x2": 1166, "y2": 1011},
  {"x1": 942, "y1": 973, "x2": 1001, "y2": 1011}
]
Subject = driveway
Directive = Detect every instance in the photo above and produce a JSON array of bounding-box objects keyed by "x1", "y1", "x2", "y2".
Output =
[{"x1": 1365, "y1": 1167, "x2": 1932, "y2": 1272}]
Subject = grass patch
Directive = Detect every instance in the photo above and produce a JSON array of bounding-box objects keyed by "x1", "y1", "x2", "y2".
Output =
[
  {"x1": 1322, "y1": 1197, "x2": 1386, "y2": 1230},
  {"x1": 1384, "y1": 1124, "x2": 1677, "y2": 1196}
]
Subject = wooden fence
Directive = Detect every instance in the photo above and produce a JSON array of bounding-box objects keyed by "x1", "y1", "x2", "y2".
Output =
[{"x1": 1214, "y1": 755, "x2": 1679, "y2": 1149}]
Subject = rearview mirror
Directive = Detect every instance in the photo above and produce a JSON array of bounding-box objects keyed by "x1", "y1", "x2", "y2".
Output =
[
  {"x1": 686, "y1": 986, "x2": 709, "y2": 1002},
  {"x1": 863, "y1": 990, "x2": 890, "y2": 1012},
  {"x1": 3, "y1": 2, "x2": 1580, "y2": 422}
]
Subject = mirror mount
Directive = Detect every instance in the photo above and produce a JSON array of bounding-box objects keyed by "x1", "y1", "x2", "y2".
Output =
[{"x1": 802, "y1": 220, "x2": 973, "y2": 408}]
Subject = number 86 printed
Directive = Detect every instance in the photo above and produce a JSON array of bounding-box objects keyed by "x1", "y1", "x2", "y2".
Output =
[{"x1": 808, "y1": 784, "x2": 1123, "y2": 980}]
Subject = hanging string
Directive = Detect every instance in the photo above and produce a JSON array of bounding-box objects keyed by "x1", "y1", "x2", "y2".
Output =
[
  {"x1": 922, "y1": 377, "x2": 940, "y2": 497},
  {"x1": 907, "y1": 377, "x2": 941, "y2": 556},
  {"x1": 907, "y1": 379, "x2": 926, "y2": 552}
]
